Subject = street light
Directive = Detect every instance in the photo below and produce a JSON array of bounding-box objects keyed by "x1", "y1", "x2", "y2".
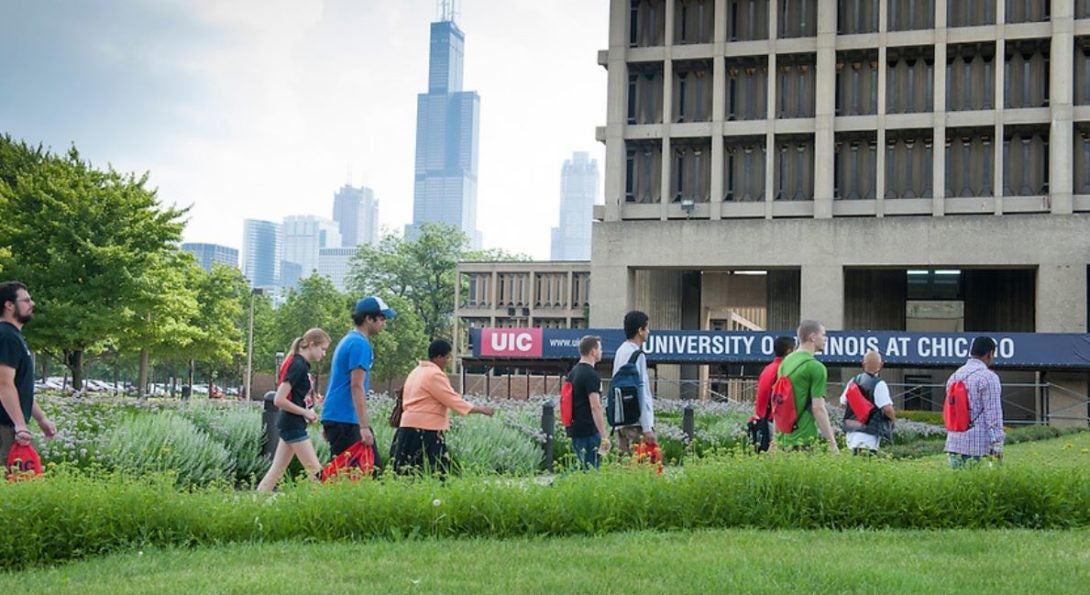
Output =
[{"x1": 245, "y1": 287, "x2": 265, "y2": 400}]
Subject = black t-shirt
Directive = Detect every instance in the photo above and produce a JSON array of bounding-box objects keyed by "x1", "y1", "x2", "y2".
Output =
[
  {"x1": 0, "y1": 321, "x2": 34, "y2": 427},
  {"x1": 276, "y1": 355, "x2": 312, "y2": 434},
  {"x1": 566, "y1": 362, "x2": 602, "y2": 439}
]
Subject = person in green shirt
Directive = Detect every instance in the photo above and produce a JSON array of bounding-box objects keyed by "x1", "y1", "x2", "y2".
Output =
[{"x1": 776, "y1": 319, "x2": 840, "y2": 453}]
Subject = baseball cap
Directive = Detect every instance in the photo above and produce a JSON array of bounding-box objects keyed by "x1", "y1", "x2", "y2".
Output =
[{"x1": 353, "y1": 296, "x2": 396, "y2": 319}]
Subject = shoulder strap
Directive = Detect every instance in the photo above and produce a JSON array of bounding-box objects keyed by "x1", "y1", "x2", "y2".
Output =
[
  {"x1": 627, "y1": 349, "x2": 644, "y2": 366},
  {"x1": 961, "y1": 368, "x2": 988, "y2": 425}
]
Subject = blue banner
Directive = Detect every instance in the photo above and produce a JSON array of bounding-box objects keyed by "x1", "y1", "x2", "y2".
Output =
[{"x1": 469, "y1": 328, "x2": 1090, "y2": 369}]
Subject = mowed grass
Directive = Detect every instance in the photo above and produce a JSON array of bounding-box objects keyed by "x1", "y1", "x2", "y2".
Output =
[{"x1": 1, "y1": 529, "x2": 1088, "y2": 594}]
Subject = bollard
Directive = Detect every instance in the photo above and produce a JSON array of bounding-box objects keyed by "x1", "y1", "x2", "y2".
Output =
[
  {"x1": 262, "y1": 391, "x2": 279, "y2": 458},
  {"x1": 541, "y1": 402, "x2": 555, "y2": 472},
  {"x1": 682, "y1": 404, "x2": 695, "y2": 445}
]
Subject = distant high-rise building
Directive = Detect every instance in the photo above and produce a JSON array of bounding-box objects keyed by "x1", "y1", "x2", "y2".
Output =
[
  {"x1": 241, "y1": 219, "x2": 281, "y2": 292},
  {"x1": 550, "y1": 152, "x2": 599, "y2": 260},
  {"x1": 182, "y1": 243, "x2": 239, "y2": 272},
  {"x1": 318, "y1": 247, "x2": 358, "y2": 292},
  {"x1": 406, "y1": 10, "x2": 481, "y2": 249},
  {"x1": 282, "y1": 215, "x2": 341, "y2": 283},
  {"x1": 279, "y1": 261, "x2": 303, "y2": 293},
  {"x1": 332, "y1": 184, "x2": 379, "y2": 247}
]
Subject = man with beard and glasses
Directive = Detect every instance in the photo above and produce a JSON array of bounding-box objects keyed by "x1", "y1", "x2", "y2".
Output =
[{"x1": 0, "y1": 282, "x2": 56, "y2": 465}]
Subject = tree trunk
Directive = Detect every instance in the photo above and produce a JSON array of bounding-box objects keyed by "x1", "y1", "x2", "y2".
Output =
[
  {"x1": 66, "y1": 350, "x2": 84, "y2": 391},
  {"x1": 188, "y1": 359, "x2": 195, "y2": 394},
  {"x1": 137, "y1": 348, "x2": 149, "y2": 399}
]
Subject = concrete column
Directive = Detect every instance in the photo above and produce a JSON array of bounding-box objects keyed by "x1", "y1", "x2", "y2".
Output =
[
  {"x1": 800, "y1": 264, "x2": 845, "y2": 330},
  {"x1": 813, "y1": 0, "x2": 838, "y2": 219},
  {"x1": 1051, "y1": 1, "x2": 1075, "y2": 214},
  {"x1": 603, "y1": 0, "x2": 630, "y2": 222},
  {"x1": 876, "y1": 45, "x2": 887, "y2": 215},
  {"x1": 766, "y1": 49, "x2": 778, "y2": 219},
  {"x1": 1038, "y1": 263, "x2": 1089, "y2": 427},
  {"x1": 932, "y1": 17, "x2": 947, "y2": 216},
  {"x1": 994, "y1": 31, "x2": 1005, "y2": 215}
]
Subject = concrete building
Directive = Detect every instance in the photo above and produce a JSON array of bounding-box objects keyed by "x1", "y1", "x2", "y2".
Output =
[
  {"x1": 551, "y1": 152, "x2": 600, "y2": 260},
  {"x1": 181, "y1": 243, "x2": 239, "y2": 272},
  {"x1": 282, "y1": 215, "x2": 341, "y2": 287},
  {"x1": 406, "y1": 9, "x2": 482, "y2": 249},
  {"x1": 318, "y1": 247, "x2": 358, "y2": 292},
  {"x1": 592, "y1": 0, "x2": 1089, "y2": 420},
  {"x1": 241, "y1": 219, "x2": 281, "y2": 293},
  {"x1": 332, "y1": 184, "x2": 379, "y2": 248}
]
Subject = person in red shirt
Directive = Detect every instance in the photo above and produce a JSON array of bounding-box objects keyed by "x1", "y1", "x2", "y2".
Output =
[{"x1": 749, "y1": 336, "x2": 796, "y2": 452}]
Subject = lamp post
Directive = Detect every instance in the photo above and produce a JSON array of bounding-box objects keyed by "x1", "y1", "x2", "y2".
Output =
[{"x1": 245, "y1": 287, "x2": 264, "y2": 400}]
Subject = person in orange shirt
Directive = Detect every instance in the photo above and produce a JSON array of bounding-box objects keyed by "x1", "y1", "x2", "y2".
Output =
[{"x1": 392, "y1": 339, "x2": 494, "y2": 476}]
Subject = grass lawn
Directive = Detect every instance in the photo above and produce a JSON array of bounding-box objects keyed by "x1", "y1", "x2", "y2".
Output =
[{"x1": 1, "y1": 528, "x2": 1088, "y2": 594}]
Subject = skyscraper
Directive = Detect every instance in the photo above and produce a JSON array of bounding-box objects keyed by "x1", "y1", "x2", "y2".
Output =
[
  {"x1": 282, "y1": 215, "x2": 341, "y2": 287},
  {"x1": 550, "y1": 152, "x2": 599, "y2": 260},
  {"x1": 406, "y1": 6, "x2": 482, "y2": 249},
  {"x1": 181, "y1": 242, "x2": 239, "y2": 272},
  {"x1": 332, "y1": 184, "x2": 379, "y2": 248},
  {"x1": 241, "y1": 219, "x2": 281, "y2": 292}
]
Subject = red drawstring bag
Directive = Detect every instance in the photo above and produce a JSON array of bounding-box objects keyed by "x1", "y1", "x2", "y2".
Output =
[
  {"x1": 320, "y1": 441, "x2": 375, "y2": 482},
  {"x1": 559, "y1": 379, "x2": 574, "y2": 427},
  {"x1": 633, "y1": 441, "x2": 663, "y2": 475},
  {"x1": 7, "y1": 443, "x2": 43, "y2": 483},
  {"x1": 844, "y1": 382, "x2": 877, "y2": 424}
]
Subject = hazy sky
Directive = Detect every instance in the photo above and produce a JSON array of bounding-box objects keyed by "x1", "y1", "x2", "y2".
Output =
[{"x1": 0, "y1": 0, "x2": 608, "y2": 259}]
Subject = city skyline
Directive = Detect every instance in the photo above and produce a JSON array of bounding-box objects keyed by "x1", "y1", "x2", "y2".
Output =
[{"x1": 0, "y1": 1, "x2": 608, "y2": 260}]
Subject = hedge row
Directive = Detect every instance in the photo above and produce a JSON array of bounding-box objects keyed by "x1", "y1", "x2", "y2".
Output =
[{"x1": 2, "y1": 453, "x2": 1088, "y2": 569}]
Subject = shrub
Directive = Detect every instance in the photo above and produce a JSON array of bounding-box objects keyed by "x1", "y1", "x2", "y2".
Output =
[
  {"x1": 899, "y1": 410, "x2": 945, "y2": 425},
  {"x1": 98, "y1": 412, "x2": 234, "y2": 486},
  {"x1": 447, "y1": 415, "x2": 543, "y2": 475},
  {"x1": 2, "y1": 452, "x2": 1089, "y2": 570}
]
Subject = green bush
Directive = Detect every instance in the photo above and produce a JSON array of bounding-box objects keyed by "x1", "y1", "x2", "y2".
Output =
[
  {"x1": 99, "y1": 412, "x2": 234, "y2": 486},
  {"x1": 899, "y1": 410, "x2": 945, "y2": 425},
  {"x1": 447, "y1": 415, "x2": 544, "y2": 475},
  {"x1": 2, "y1": 452, "x2": 1089, "y2": 570}
]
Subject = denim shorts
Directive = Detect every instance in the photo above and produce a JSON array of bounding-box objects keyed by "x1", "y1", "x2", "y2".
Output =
[{"x1": 278, "y1": 427, "x2": 310, "y2": 444}]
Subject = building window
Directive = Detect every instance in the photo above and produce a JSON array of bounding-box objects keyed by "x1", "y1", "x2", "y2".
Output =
[
  {"x1": 779, "y1": 0, "x2": 817, "y2": 38},
  {"x1": 726, "y1": 56, "x2": 768, "y2": 121},
  {"x1": 1006, "y1": 0, "x2": 1049, "y2": 23},
  {"x1": 627, "y1": 63, "x2": 665, "y2": 124},
  {"x1": 672, "y1": 139, "x2": 712, "y2": 203},
  {"x1": 946, "y1": 43, "x2": 995, "y2": 112},
  {"x1": 629, "y1": 0, "x2": 666, "y2": 47},
  {"x1": 836, "y1": 50, "x2": 879, "y2": 116},
  {"x1": 571, "y1": 273, "x2": 590, "y2": 308},
  {"x1": 724, "y1": 136, "x2": 766, "y2": 202},
  {"x1": 834, "y1": 133, "x2": 877, "y2": 200},
  {"x1": 464, "y1": 273, "x2": 492, "y2": 307},
  {"x1": 837, "y1": 0, "x2": 878, "y2": 34},
  {"x1": 1003, "y1": 126, "x2": 1049, "y2": 197},
  {"x1": 1075, "y1": 38, "x2": 1090, "y2": 105},
  {"x1": 673, "y1": 60, "x2": 712, "y2": 123},
  {"x1": 945, "y1": 128, "x2": 994, "y2": 198},
  {"x1": 948, "y1": 0, "x2": 995, "y2": 27},
  {"x1": 888, "y1": 0, "x2": 935, "y2": 32},
  {"x1": 534, "y1": 274, "x2": 568, "y2": 309},
  {"x1": 1004, "y1": 40, "x2": 1049, "y2": 109},
  {"x1": 777, "y1": 53, "x2": 817, "y2": 119},
  {"x1": 774, "y1": 134, "x2": 815, "y2": 201},
  {"x1": 886, "y1": 46, "x2": 934, "y2": 114},
  {"x1": 1079, "y1": 0, "x2": 1090, "y2": 19},
  {"x1": 625, "y1": 140, "x2": 663, "y2": 203},
  {"x1": 726, "y1": 0, "x2": 768, "y2": 41},
  {"x1": 675, "y1": 0, "x2": 714, "y2": 44},
  {"x1": 885, "y1": 129, "x2": 934, "y2": 199}
]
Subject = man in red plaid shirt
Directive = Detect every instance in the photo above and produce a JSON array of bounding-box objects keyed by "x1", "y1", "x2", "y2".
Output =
[{"x1": 944, "y1": 336, "x2": 1005, "y2": 468}]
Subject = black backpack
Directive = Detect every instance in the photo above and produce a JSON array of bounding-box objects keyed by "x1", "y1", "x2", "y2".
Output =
[{"x1": 607, "y1": 349, "x2": 644, "y2": 428}]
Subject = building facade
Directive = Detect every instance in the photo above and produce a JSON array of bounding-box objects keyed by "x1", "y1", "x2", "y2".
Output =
[
  {"x1": 407, "y1": 15, "x2": 483, "y2": 249},
  {"x1": 332, "y1": 184, "x2": 379, "y2": 248},
  {"x1": 181, "y1": 242, "x2": 239, "y2": 272},
  {"x1": 551, "y1": 152, "x2": 600, "y2": 260},
  {"x1": 241, "y1": 219, "x2": 281, "y2": 293},
  {"x1": 318, "y1": 247, "x2": 358, "y2": 292},
  {"x1": 592, "y1": 0, "x2": 1089, "y2": 420},
  {"x1": 282, "y1": 215, "x2": 341, "y2": 287}
]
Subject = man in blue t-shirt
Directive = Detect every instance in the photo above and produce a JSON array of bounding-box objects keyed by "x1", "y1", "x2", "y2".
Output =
[{"x1": 321, "y1": 296, "x2": 395, "y2": 471}]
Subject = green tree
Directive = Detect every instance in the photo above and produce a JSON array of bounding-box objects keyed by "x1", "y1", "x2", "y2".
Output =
[
  {"x1": 0, "y1": 137, "x2": 188, "y2": 389},
  {"x1": 274, "y1": 274, "x2": 353, "y2": 377},
  {"x1": 368, "y1": 292, "x2": 428, "y2": 389}
]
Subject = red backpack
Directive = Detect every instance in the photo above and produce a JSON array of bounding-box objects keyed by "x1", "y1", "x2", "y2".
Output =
[
  {"x1": 943, "y1": 380, "x2": 971, "y2": 431},
  {"x1": 845, "y1": 382, "x2": 877, "y2": 424},
  {"x1": 559, "y1": 378, "x2": 574, "y2": 428},
  {"x1": 320, "y1": 441, "x2": 375, "y2": 482},
  {"x1": 770, "y1": 372, "x2": 812, "y2": 434}
]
